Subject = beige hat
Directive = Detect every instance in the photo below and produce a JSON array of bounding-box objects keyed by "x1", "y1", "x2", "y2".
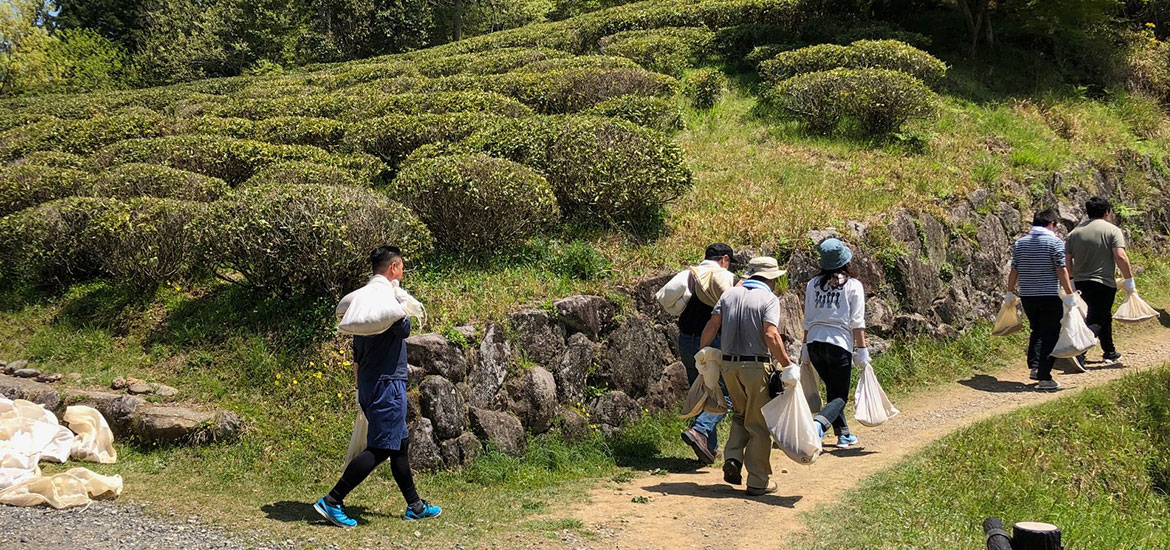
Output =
[{"x1": 745, "y1": 256, "x2": 785, "y2": 280}]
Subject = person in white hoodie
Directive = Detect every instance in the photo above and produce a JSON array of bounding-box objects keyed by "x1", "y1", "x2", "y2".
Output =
[{"x1": 800, "y1": 238, "x2": 868, "y2": 448}]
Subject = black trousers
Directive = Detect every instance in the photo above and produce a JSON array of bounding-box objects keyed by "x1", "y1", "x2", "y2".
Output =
[
  {"x1": 1075, "y1": 280, "x2": 1117, "y2": 355},
  {"x1": 326, "y1": 440, "x2": 419, "y2": 508},
  {"x1": 808, "y1": 341, "x2": 852, "y2": 436},
  {"x1": 1020, "y1": 296, "x2": 1063, "y2": 380}
]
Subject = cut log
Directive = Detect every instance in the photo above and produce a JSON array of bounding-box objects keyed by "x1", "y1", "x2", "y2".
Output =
[
  {"x1": 982, "y1": 517, "x2": 1013, "y2": 550},
  {"x1": 1013, "y1": 521, "x2": 1062, "y2": 550}
]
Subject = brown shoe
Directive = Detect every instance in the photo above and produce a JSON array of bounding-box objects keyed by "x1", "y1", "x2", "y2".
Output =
[
  {"x1": 681, "y1": 428, "x2": 715, "y2": 464},
  {"x1": 746, "y1": 481, "x2": 778, "y2": 496}
]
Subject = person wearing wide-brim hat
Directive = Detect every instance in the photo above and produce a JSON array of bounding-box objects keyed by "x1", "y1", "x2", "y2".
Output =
[
  {"x1": 799, "y1": 238, "x2": 869, "y2": 448},
  {"x1": 698, "y1": 256, "x2": 794, "y2": 497}
]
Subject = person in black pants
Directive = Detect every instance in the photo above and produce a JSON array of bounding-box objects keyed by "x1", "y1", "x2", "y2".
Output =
[
  {"x1": 315, "y1": 246, "x2": 441, "y2": 527},
  {"x1": 1067, "y1": 197, "x2": 1135, "y2": 365}
]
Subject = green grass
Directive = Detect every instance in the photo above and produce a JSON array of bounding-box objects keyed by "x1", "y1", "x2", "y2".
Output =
[{"x1": 795, "y1": 364, "x2": 1170, "y2": 550}]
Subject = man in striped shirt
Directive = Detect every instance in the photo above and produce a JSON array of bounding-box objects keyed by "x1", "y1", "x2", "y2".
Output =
[{"x1": 1005, "y1": 209, "x2": 1078, "y2": 390}]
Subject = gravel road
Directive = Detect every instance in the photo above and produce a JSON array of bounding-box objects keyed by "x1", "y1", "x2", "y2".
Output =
[{"x1": 0, "y1": 501, "x2": 335, "y2": 550}]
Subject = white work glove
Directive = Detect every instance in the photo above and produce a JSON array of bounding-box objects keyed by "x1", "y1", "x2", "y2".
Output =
[
  {"x1": 1063, "y1": 294, "x2": 1078, "y2": 308},
  {"x1": 853, "y1": 347, "x2": 871, "y2": 367},
  {"x1": 1123, "y1": 278, "x2": 1137, "y2": 293},
  {"x1": 799, "y1": 344, "x2": 810, "y2": 367},
  {"x1": 1003, "y1": 292, "x2": 1016, "y2": 305}
]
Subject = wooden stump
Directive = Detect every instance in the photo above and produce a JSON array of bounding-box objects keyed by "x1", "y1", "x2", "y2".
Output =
[
  {"x1": 1013, "y1": 521, "x2": 1062, "y2": 550},
  {"x1": 982, "y1": 517, "x2": 1013, "y2": 550}
]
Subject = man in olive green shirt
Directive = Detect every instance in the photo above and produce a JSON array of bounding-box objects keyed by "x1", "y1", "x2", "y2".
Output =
[{"x1": 1067, "y1": 197, "x2": 1135, "y2": 364}]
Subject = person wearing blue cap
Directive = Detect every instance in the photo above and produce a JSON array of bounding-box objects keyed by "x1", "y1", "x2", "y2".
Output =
[{"x1": 800, "y1": 238, "x2": 869, "y2": 448}]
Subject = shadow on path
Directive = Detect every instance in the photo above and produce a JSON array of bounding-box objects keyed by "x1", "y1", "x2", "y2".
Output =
[
  {"x1": 825, "y1": 447, "x2": 877, "y2": 458},
  {"x1": 958, "y1": 374, "x2": 1033, "y2": 393},
  {"x1": 261, "y1": 501, "x2": 387, "y2": 526},
  {"x1": 641, "y1": 482, "x2": 802, "y2": 507}
]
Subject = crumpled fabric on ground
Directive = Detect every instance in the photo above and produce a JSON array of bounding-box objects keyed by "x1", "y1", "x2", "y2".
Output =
[{"x1": 0, "y1": 396, "x2": 123, "y2": 508}]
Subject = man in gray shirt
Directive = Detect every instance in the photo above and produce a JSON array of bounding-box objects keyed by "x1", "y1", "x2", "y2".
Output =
[{"x1": 699, "y1": 257, "x2": 794, "y2": 497}]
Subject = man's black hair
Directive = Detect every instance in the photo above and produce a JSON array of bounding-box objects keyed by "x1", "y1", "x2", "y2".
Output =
[
  {"x1": 1032, "y1": 209, "x2": 1058, "y2": 228},
  {"x1": 704, "y1": 243, "x2": 733, "y2": 261},
  {"x1": 370, "y1": 246, "x2": 403, "y2": 273},
  {"x1": 1085, "y1": 197, "x2": 1112, "y2": 220}
]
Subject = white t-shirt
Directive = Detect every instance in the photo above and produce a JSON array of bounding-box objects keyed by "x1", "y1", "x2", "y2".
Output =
[{"x1": 802, "y1": 275, "x2": 866, "y2": 352}]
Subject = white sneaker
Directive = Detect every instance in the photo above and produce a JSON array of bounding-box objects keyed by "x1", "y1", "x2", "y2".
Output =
[
  {"x1": 1037, "y1": 379, "x2": 1061, "y2": 391},
  {"x1": 1070, "y1": 356, "x2": 1087, "y2": 373}
]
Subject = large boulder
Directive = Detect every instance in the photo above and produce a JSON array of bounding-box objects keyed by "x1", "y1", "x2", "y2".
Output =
[
  {"x1": 865, "y1": 297, "x2": 895, "y2": 335},
  {"x1": 408, "y1": 417, "x2": 444, "y2": 471},
  {"x1": 508, "y1": 309, "x2": 565, "y2": 366},
  {"x1": 849, "y1": 247, "x2": 887, "y2": 295},
  {"x1": 933, "y1": 284, "x2": 974, "y2": 327},
  {"x1": 556, "y1": 333, "x2": 596, "y2": 404},
  {"x1": 892, "y1": 255, "x2": 942, "y2": 313},
  {"x1": 918, "y1": 212, "x2": 948, "y2": 265},
  {"x1": 499, "y1": 366, "x2": 558, "y2": 434},
  {"x1": 602, "y1": 314, "x2": 671, "y2": 398},
  {"x1": 69, "y1": 390, "x2": 143, "y2": 433},
  {"x1": 892, "y1": 313, "x2": 936, "y2": 339},
  {"x1": 130, "y1": 405, "x2": 239, "y2": 444},
  {"x1": 888, "y1": 210, "x2": 923, "y2": 257},
  {"x1": 785, "y1": 248, "x2": 821, "y2": 295},
  {"x1": 644, "y1": 361, "x2": 689, "y2": 413},
  {"x1": 557, "y1": 408, "x2": 591, "y2": 442},
  {"x1": 776, "y1": 291, "x2": 804, "y2": 343},
  {"x1": 406, "y1": 333, "x2": 469, "y2": 382},
  {"x1": 469, "y1": 408, "x2": 526, "y2": 456},
  {"x1": 972, "y1": 214, "x2": 1011, "y2": 293},
  {"x1": 554, "y1": 295, "x2": 616, "y2": 339},
  {"x1": 467, "y1": 323, "x2": 510, "y2": 408},
  {"x1": 439, "y1": 431, "x2": 481, "y2": 468},
  {"x1": 0, "y1": 373, "x2": 61, "y2": 411},
  {"x1": 589, "y1": 390, "x2": 642, "y2": 428},
  {"x1": 419, "y1": 375, "x2": 467, "y2": 441}
]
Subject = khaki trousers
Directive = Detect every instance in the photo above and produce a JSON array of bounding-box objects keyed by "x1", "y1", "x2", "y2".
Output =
[{"x1": 721, "y1": 360, "x2": 772, "y2": 489}]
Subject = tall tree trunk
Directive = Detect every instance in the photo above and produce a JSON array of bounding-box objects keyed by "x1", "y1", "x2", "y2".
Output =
[
  {"x1": 452, "y1": 0, "x2": 464, "y2": 42},
  {"x1": 957, "y1": 0, "x2": 991, "y2": 57}
]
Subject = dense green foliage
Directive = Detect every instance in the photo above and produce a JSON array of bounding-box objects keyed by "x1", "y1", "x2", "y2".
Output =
[
  {"x1": 769, "y1": 67, "x2": 939, "y2": 135},
  {"x1": 598, "y1": 27, "x2": 714, "y2": 76},
  {"x1": 91, "y1": 163, "x2": 231, "y2": 202},
  {"x1": 395, "y1": 154, "x2": 561, "y2": 254},
  {"x1": 582, "y1": 95, "x2": 684, "y2": 131},
  {"x1": 759, "y1": 39, "x2": 947, "y2": 85},
  {"x1": 88, "y1": 197, "x2": 209, "y2": 289},
  {"x1": 0, "y1": 165, "x2": 93, "y2": 217},
  {"x1": 0, "y1": 196, "x2": 121, "y2": 285},
  {"x1": 684, "y1": 68, "x2": 726, "y2": 108}
]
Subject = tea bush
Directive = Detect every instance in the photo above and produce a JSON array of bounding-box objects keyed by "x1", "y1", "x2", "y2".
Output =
[
  {"x1": 13, "y1": 151, "x2": 91, "y2": 170},
  {"x1": 760, "y1": 40, "x2": 947, "y2": 85},
  {"x1": 583, "y1": 95, "x2": 684, "y2": 132},
  {"x1": 345, "y1": 113, "x2": 502, "y2": 167},
  {"x1": 423, "y1": 67, "x2": 678, "y2": 114},
  {"x1": 0, "y1": 197, "x2": 121, "y2": 286},
  {"x1": 253, "y1": 117, "x2": 349, "y2": 149},
  {"x1": 395, "y1": 153, "x2": 560, "y2": 255},
  {"x1": 0, "y1": 108, "x2": 164, "y2": 161},
  {"x1": 768, "y1": 68, "x2": 939, "y2": 135},
  {"x1": 198, "y1": 183, "x2": 433, "y2": 297},
  {"x1": 516, "y1": 55, "x2": 641, "y2": 73},
  {"x1": 599, "y1": 27, "x2": 715, "y2": 77},
  {"x1": 0, "y1": 165, "x2": 94, "y2": 217},
  {"x1": 415, "y1": 47, "x2": 573, "y2": 77},
  {"x1": 89, "y1": 197, "x2": 210, "y2": 288},
  {"x1": 92, "y1": 163, "x2": 230, "y2": 202},
  {"x1": 161, "y1": 116, "x2": 257, "y2": 139},
  {"x1": 685, "y1": 69, "x2": 726, "y2": 109},
  {"x1": 243, "y1": 161, "x2": 368, "y2": 188}
]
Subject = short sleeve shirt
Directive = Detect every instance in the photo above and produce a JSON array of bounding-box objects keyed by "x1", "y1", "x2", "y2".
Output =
[
  {"x1": 1011, "y1": 229, "x2": 1066, "y2": 297},
  {"x1": 1067, "y1": 219, "x2": 1126, "y2": 288},
  {"x1": 712, "y1": 283, "x2": 780, "y2": 356}
]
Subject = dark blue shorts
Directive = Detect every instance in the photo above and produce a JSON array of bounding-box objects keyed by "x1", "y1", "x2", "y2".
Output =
[{"x1": 358, "y1": 378, "x2": 408, "y2": 451}]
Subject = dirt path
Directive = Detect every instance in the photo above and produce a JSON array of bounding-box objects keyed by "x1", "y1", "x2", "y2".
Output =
[{"x1": 561, "y1": 327, "x2": 1170, "y2": 550}]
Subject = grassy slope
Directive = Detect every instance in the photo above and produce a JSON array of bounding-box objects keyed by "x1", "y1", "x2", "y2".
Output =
[{"x1": 795, "y1": 365, "x2": 1170, "y2": 550}]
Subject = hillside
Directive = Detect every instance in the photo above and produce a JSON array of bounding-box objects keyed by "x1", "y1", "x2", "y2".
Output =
[{"x1": 3, "y1": 0, "x2": 1170, "y2": 547}]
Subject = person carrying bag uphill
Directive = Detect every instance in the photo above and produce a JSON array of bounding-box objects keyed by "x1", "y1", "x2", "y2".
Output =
[
  {"x1": 800, "y1": 239, "x2": 870, "y2": 448},
  {"x1": 1066, "y1": 197, "x2": 1135, "y2": 365},
  {"x1": 1005, "y1": 210, "x2": 1080, "y2": 391}
]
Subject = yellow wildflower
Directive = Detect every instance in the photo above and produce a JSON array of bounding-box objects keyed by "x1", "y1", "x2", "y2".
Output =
[
  {"x1": 274, "y1": 380, "x2": 280, "y2": 386},
  {"x1": 315, "y1": 371, "x2": 323, "y2": 379}
]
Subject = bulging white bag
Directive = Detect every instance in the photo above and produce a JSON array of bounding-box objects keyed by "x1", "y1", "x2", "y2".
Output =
[
  {"x1": 1114, "y1": 289, "x2": 1157, "y2": 323},
  {"x1": 854, "y1": 362, "x2": 899, "y2": 427},
  {"x1": 762, "y1": 365, "x2": 822, "y2": 465},
  {"x1": 344, "y1": 409, "x2": 368, "y2": 466},
  {"x1": 1059, "y1": 289, "x2": 1089, "y2": 319},
  {"x1": 1051, "y1": 302, "x2": 1098, "y2": 358},
  {"x1": 336, "y1": 276, "x2": 407, "y2": 336},
  {"x1": 655, "y1": 271, "x2": 692, "y2": 316}
]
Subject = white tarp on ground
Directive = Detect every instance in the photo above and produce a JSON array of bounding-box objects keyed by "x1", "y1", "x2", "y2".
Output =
[{"x1": 0, "y1": 397, "x2": 123, "y2": 508}]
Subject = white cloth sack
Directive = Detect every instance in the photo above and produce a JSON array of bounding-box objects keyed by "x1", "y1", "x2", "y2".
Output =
[
  {"x1": 393, "y1": 284, "x2": 426, "y2": 328},
  {"x1": 1114, "y1": 289, "x2": 1157, "y2": 323},
  {"x1": 336, "y1": 276, "x2": 407, "y2": 336},
  {"x1": 681, "y1": 347, "x2": 725, "y2": 418},
  {"x1": 655, "y1": 270, "x2": 693, "y2": 316},
  {"x1": 0, "y1": 399, "x2": 74, "y2": 466},
  {"x1": 800, "y1": 357, "x2": 822, "y2": 414},
  {"x1": 1051, "y1": 302, "x2": 1099, "y2": 358},
  {"x1": 344, "y1": 409, "x2": 368, "y2": 466},
  {"x1": 853, "y1": 362, "x2": 899, "y2": 427},
  {"x1": 991, "y1": 295, "x2": 1023, "y2": 337},
  {"x1": 0, "y1": 467, "x2": 122, "y2": 509},
  {"x1": 762, "y1": 365, "x2": 823, "y2": 465},
  {"x1": 64, "y1": 406, "x2": 117, "y2": 464},
  {"x1": 1059, "y1": 288, "x2": 1089, "y2": 319}
]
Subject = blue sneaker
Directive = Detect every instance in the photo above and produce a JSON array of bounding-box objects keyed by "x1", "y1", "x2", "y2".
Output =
[
  {"x1": 314, "y1": 497, "x2": 357, "y2": 528},
  {"x1": 837, "y1": 434, "x2": 859, "y2": 448},
  {"x1": 815, "y1": 421, "x2": 825, "y2": 439},
  {"x1": 403, "y1": 500, "x2": 441, "y2": 521}
]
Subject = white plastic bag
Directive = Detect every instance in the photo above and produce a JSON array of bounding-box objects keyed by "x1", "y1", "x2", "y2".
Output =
[
  {"x1": 681, "y1": 347, "x2": 725, "y2": 418},
  {"x1": 655, "y1": 270, "x2": 692, "y2": 316},
  {"x1": 853, "y1": 363, "x2": 899, "y2": 427},
  {"x1": 1051, "y1": 302, "x2": 1099, "y2": 358},
  {"x1": 344, "y1": 410, "x2": 368, "y2": 466},
  {"x1": 63, "y1": 406, "x2": 117, "y2": 464},
  {"x1": 336, "y1": 276, "x2": 407, "y2": 336},
  {"x1": 800, "y1": 358, "x2": 822, "y2": 414},
  {"x1": 762, "y1": 365, "x2": 822, "y2": 465},
  {"x1": 991, "y1": 295, "x2": 1023, "y2": 337},
  {"x1": 1114, "y1": 289, "x2": 1158, "y2": 323},
  {"x1": 1059, "y1": 288, "x2": 1089, "y2": 319}
]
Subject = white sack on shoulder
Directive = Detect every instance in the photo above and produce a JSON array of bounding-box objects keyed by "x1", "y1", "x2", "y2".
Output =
[
  {"x1": 337, "y1": 276, "x2": 407, "y2": 336},
  {"x1": 64, "y1": 406, "x2": 117, "y2": 464},
  {"x1": 655, "y1": 270, "x2": 693, "y2": 316},
  {"x1": 0, "y1": 467, "x2": 122, "y2": 509},
  {"x1": 854, "y1": 362, "x2": 899, "y2": 427},
  {"x1": 1114, "y1": 289, "x2": 1158, "y2": 323},
  {"x1": 763, "y1": 365, "x2": 822, "y2": 465},
  {"x1": 393, "y1": 285, "x2": 426, "y2": 328},
  {"x1": 1051, "y1": 302, "x2": 1099, "y2": 358}
]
